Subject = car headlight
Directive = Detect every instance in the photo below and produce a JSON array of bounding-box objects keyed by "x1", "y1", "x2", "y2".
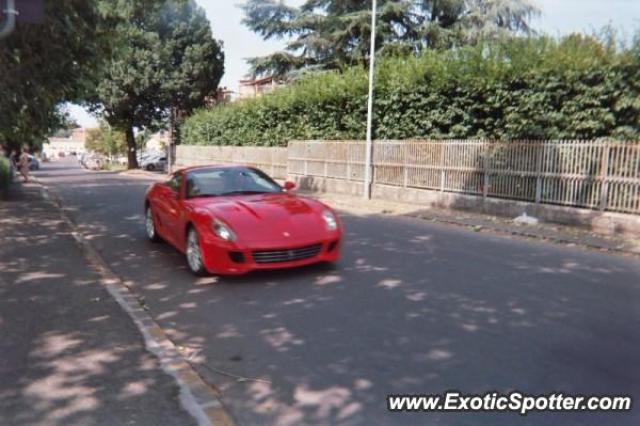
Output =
[
  {"x1": 211, "y1": 218, "x2": 236, "y2": 241},
  {"x1": 322, "y1": 210, "x2": 338, "y2": 231}
]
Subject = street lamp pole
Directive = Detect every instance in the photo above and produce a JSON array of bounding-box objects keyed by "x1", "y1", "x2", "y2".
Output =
[{"x1": 363, "y1": 0, "x2": 377, "y2": 199}]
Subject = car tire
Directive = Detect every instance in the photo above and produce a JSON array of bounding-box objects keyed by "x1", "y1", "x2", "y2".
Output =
[
  {"x1": 186, "y1": 228, "x2": 208, "y2": 276},
  {"x1": 145, "y1": 206, "x2": 162, "y2": 243},
  {"x1": 146, "y1": 164, "x2": 155, "y2": 171}
]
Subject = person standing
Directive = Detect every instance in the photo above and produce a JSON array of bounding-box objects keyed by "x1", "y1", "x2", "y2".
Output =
[{"x1": 17, "y1": 146, "x2": 30, "y2": 183}]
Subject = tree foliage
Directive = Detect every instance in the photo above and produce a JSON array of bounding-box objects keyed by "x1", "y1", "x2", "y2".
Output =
[
  {"x1": 51, "y1": 110, "x2": 81, "y2": 138},
  {"x1": 181, "y1": 33, "x2": 640, "y2": 146},
  {"x1": 0, "y1": 0, "x2": 224, "y2": 165},
  {"x1": 159, "y1": 1, "x2": 225, "y2": 117},
  {"x1": 0, "y1": 0, "x2": 103, "y2": 151},
  {"x1": 85, "y1": 121, "x2": 127, "y2": 157},
  {"x1": 241, "y1": 0, "x2": 539, "y2": 78},
  {"x1": 94, "y1": 0, "x2": 224, "y2": 168},
  {"x1": 0, "y1": 157, "x2": 11, "y2": 194}
]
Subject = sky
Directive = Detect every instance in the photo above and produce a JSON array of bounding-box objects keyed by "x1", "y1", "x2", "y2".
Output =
[{"x1": 69, "y1": 0, "x2": 640, "y2": 128}]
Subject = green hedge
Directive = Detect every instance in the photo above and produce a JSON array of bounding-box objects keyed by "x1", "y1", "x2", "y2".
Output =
[
  {"x1": 0, "y1": 157, "x2": 11, "y2": 194},
  {"x1": 181, "y1": 34, "x2": 640, "y2": 146}
]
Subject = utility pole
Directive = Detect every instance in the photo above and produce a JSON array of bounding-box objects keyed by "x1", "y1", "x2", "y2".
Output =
[
  {"x1": 168, "y1": 106, "x2": 175, "y2": 175},
  {"x1": 363, "y1": 0, "x2": 377, "y2": 199},
  {"x1": 168, "y1": 104, "x2": 180, "y2": 175}
]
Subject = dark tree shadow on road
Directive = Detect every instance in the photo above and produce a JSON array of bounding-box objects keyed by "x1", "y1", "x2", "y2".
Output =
[
  {"x1": 26, "y1": 160, "x2": 640, "y2": 426},
  {"x1": 0, "y1": 183, "x2": 194, "y2": 426}
]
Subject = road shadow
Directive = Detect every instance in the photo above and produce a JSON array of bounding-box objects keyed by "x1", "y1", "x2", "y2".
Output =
[
  {"x1": 0, "y1": 184, "x2": 193, "y2": 426},
  {"x1": 33, "y1": 160, "x2": 640, "y2": 426}
]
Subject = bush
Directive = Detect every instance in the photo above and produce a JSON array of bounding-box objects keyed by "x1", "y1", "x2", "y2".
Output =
[
  {"x1": 181, "y1": 33, "x2": 640, "y2": 146},
  {"x1": 0, "y1": 157, "x2": 12, "y2": 195}
]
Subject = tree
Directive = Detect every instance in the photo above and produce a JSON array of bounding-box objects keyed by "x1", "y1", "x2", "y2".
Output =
[
  {"x1": 50, "y1": 107, "x2": 81, "y2": 138},
  {"x1": 159, "y1": 1, "x2": 225, "y2": 129},
  {"x1": 136, "y1": 129, "x2": 154, "y2": 152},
  {"x1": 94, "y1": 0, "x2": 224, "y2": 168},
  {"x1": 241, "y1": 0, "x2": 539, "y2": 78},
  {"x1": 85, "y1": 121, "x2": 126, "y2": 157},
  {"x1": 0, "y1": 0, "x2": 103, "y2": 152}
]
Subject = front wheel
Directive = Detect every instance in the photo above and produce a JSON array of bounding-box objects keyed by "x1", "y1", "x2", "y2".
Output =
[
  {"x1": 146, "y1": 164, "x2": 155, "y2": 171},
  {"x1": 186, "y1": 228, "x2": 208, "y2": 276},
  {"x1": 145, "y1": 206, "x2": 161, "y2": 242}
]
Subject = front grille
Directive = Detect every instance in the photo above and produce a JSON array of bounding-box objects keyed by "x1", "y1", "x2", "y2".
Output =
[{"x1": 252, "y1": 243, "x2": 322, "y2": 264}]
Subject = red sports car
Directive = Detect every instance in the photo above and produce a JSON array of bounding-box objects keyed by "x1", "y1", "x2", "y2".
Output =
[{"x1": 144, "y1": 165, "x2": 342, "y2": 275}]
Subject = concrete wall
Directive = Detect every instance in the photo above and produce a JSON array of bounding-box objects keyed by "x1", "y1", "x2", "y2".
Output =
[{"x1": 175, "y1": 145, "x2": 287, "y2": 180}]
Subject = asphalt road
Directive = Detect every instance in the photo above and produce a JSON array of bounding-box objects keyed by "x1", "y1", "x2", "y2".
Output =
[{"x1": 37, "y1": 158, "x2": 640, "y2": 426}]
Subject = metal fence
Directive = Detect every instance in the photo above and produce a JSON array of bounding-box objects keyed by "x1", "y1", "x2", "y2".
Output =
[
  {"x1": 288, "y1": 140, "x2": 367, "y2": 182},
  {"x1": 174, "y1": 141, "x2": 640, "y2": 214},
  {"x1": 288, "y1": 140, "x2": 640, "y2": 214},
  {"x1": 175, "y1": 145, "x2": 288, "y2": 180}
]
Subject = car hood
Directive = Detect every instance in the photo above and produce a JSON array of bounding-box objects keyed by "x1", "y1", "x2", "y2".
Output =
[{"x1": 188, "y1": 193, "x2": 330, "y2": 244}]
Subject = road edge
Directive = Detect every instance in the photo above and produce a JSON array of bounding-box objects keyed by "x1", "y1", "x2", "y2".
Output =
[{"x1": 35, "y1": 177, "x2": 236, "y2": 426}]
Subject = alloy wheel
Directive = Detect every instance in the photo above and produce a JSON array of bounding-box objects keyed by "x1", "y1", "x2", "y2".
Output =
[
  {"x1": 186, "y1": 229, "x2": 205, "y2": 275},
  {"x1": 145, "y1": 207, "x2": 160, "y2": 242}
]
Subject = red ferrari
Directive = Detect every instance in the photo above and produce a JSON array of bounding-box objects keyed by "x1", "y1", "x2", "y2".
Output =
[{"x1": 144, "y1": 165, "x2": 342, "y2": 275}]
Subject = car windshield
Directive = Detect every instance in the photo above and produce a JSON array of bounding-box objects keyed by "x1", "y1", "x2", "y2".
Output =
[{"x1": 185, "y1": 167, "x2": 282, "y2": 199}]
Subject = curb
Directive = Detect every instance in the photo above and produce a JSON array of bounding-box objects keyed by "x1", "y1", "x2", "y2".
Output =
[
  {"x1": 118, "y1": 169, "x2": 167, "y2": 181},
  {"x1": 35, "y1": 177, "x2": 236, "y2": 426},
  {"x1": 403, "y1": 212, "x2": 640, "y2": 256}
]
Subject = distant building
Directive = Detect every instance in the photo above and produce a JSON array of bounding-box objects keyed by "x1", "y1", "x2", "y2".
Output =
[
  {"x1": 44, "y1": 127, "x2": 91, "y2": 157},
  {"x1": 238, "y1": 76, "x2": 281, "y2": 99},
  {"x1": 70, "y1": 127, "x2": 90, "y2": 142},
  {"x1": 205, "y1": 87, "x2": 235, "y2": 106}
]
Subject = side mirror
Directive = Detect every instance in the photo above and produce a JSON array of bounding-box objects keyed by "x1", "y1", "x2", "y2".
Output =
[{"x1": 283, "y1": 181, "x2": 296, "y2": 191}]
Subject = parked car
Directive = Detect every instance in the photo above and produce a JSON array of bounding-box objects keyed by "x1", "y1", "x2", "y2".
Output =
[
  {"x1": 144, "y1": 165, "x2": 342, "y2": 276},
  {"x1": 28, "y1": 155, "x2": 40, "y2": 171},
  {"x1": 82, "y1": 154, "x2": 106, "y2": 170},
  {"x1": 141, "y1": 154, "x2": 167, "y2": 171},
  {"x1": 137, "y1": 151, "x2": 155, "y2": 163},
  {"x1": 79, "y1": 153, "x2": 93, "y2": 168}
]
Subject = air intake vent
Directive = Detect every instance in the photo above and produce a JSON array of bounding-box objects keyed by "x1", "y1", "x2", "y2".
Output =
[{"x1": 252, "y1": 244, "x2": 322, "y2": 264}]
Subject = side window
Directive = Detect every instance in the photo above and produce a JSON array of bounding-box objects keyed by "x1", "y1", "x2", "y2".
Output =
[
  {"x1": 166, "y1": 173, "x2": 181, "y2": 193},
  {"x1": 185, "y1": 174, "x2": 200, "y2": 198}
]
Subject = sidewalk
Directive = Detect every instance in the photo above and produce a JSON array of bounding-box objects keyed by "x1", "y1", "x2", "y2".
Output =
[
  {"x1": 0, "y1": 182, "x2": 195, "y2": 425},
  {"x1": 312, "y1": 192, "x2": 640, "y2": 256}
]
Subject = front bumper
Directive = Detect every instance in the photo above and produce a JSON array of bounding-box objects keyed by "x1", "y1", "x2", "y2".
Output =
[{"x1": 198, "y1": 234, "x2": 341, "y2": 275}]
